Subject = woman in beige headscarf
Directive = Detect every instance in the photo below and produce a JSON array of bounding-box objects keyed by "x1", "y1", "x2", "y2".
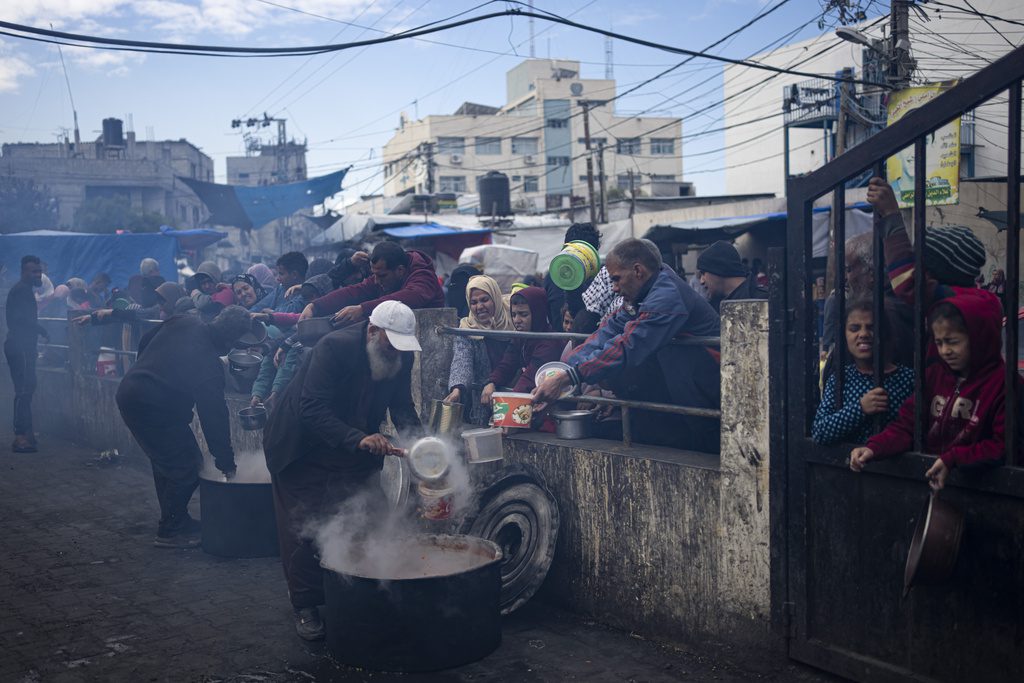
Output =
[{"x1": 445, "y1": 275, "x2": 514, "y2": 425}]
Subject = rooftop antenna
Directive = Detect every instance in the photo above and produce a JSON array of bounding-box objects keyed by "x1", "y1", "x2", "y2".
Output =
[
  {"x1": 605, "y1": 35, "x2": 614, "y2": 80},
  {"x1": 528, "y1": 0, "x2": 535, "y2": 58},
  {"x1": 52, "y1": 23, "x2": 80, "y2": 149}
]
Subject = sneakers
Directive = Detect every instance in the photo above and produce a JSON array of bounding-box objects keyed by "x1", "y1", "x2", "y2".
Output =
[
  {"x1": 153, "y1": 531, "x2": 201, "y2": 549},
  {"x1": 11, "y1": 436, "x2": 37, "y2": 453},
  {"x1": 293, "y1": 607, "x2": 325, "y2": 641}
]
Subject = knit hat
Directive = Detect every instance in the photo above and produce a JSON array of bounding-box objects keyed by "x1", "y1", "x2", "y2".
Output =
[
  {"x1": 924, "y1": 225, "x2": 986, "y2": 287},
  {"x1": 696, "y1": 241, "x2": 747, "y2": 277}
]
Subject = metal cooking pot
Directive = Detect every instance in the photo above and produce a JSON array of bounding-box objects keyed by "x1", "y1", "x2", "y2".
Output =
[
  {"x1": 296, "y1": 316, "x2": 334, "y2": 346},
  {"x1": 228, "y1": 350, "x2": 263, "y2": 373},
  {"x1": 551, "y1": 409, "x2": 595, "y2": 439},
  {"x1": 903, "y1": 493, "x2": 965, "y2": 597},
  {"x1": 236, "y1": 320, "x2": 268, "y2": 347},
  {"x1": 321, "y1": 534, "x2": 502, "y2": 672},
  {"x1": 426, "y1": 399, "x2": 464, "y2": 436},
  {"x1": 238, "y1": 405, "x2": 267, "y2": 431},
  {"x1": 198, "y1": 477, "x2": 279, "y2": 558}
]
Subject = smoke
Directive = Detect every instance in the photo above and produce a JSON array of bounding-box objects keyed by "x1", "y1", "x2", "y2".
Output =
[
  {"x1": 200, "y1": 449, "x2": 271, "y2": 484},
  {"x1": 313, "y1": 433, "x2": 481, "y2": 581}
]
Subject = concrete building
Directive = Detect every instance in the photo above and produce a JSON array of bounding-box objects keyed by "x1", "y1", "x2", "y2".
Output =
[
  {"x1": 226, "y1": 142, "x2": 307, "y2": 187},
  {"x1": 382, "y1": 59, "x2": 686, "y2": 212},
  {"x1": 0, "y1": 117, "x2": 213, "y2": 229},
  {"x1": 722, "y1": 0, "x2": 1021, "y2": 197}
]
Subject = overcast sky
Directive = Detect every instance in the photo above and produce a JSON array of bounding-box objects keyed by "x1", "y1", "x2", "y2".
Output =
[{"x1": 0, "y1": 0, "x2": 877, "y2": 204}]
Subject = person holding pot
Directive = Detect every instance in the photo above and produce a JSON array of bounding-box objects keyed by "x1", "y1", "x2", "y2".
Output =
[
  {"x1": 263, "y1": 300, "x2": 423, "y2": 641},
  {"x1": 116, "y1": 306, "x2": 253, "y2": 548},
  {"x1": 444, "y1": 275, "x2": 514, "y2": 425}
]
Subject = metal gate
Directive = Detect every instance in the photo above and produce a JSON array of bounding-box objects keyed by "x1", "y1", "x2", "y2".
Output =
[{"x1": 776, "y1": 46, "x2": 1024, "y2": 683}]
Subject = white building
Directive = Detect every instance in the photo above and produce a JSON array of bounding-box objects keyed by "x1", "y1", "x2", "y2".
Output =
[
  {"x1": 381, "y1": 59, "x2": 685, "y2": 211},
  {"x1": 722, "y1": 0, "x2": 1021, "y2": 197}
]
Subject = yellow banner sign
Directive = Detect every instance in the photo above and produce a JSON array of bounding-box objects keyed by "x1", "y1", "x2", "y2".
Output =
[{"x1": 886, "y1": 81, "x2": 960, "y2": 208}]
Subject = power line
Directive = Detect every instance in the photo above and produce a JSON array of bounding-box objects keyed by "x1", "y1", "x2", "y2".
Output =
[
  {"x1": 0, "y1": 8, "x2": 890, "y2": 87},
  {"x1": 922, "y1": 0, "x2": 1024, "y2": 30}
]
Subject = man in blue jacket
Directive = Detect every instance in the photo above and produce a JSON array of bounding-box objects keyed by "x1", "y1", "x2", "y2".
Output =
[{"x1": 534, "y1": 238, "x2": 721, "y2": 452}]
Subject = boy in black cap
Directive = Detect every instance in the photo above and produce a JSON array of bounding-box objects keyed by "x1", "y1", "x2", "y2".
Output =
[{"x1": 696, "y1": 240, "x2": 767, "y2": 312}]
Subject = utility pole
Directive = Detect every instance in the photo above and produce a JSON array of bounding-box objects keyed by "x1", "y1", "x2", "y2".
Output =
[
  {"x1": 421, "y1": 142, "x2": 435, "y2": 194},
  {"x1": 581, "y1": 102, "x2": 597, "y2": 225},
  {"x1": 889, "y1": 0, "x2": 915, "y2": 89},
  {"x1": 528, "y1": 0, "x2": 535, "y2": 58},
  {"x1": 597, "y1": 142, "x2": 607, "y2": 223},
  {"x1": 628, "y1": 169, "x2": 636, "y2": 218}
]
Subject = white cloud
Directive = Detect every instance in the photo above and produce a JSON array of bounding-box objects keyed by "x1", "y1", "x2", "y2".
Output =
[
  {"x1": 0, "y1": 55, "x2": 35, "y2": 92},
  {"x1": 63, "y1": 45, "x2": 145, "y2": 76}
]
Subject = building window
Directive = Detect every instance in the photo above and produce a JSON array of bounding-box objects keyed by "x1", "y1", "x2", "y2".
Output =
[
  {"x1": 650, "y1": 174, "x2": 676, "y2": 181},
  {"x1": 546, "y1": 156, "x2": 570, "y2": 167},
  {"x1": 511, "y1": 137, "x2": 539, "y2": 155},
  {"x1": 577, "y1": 137, "x2": 607, "y2": 147},
  {"x1": 439, "y1": 176, "x2": 467, "y2": 193},
  {"x1": 546, "y1": 118, "x2": 568, "y2": 129},
  {"x1": 578, "y1": 175, "x2": 607, "y2": 182},
  {"x1": 437, "y1": 137, "x2": 465, "y2": 154},
  {"x1": 523, "y1": 176, "x2": 539, "y2": 193},
  {"x1": 650, "y1": 138, "x2": 675, "y2": 155},
  {"x1": 238, "y1": 172, "x2": 250, "y2": 179},
  {"x1": 617, "y1": 138, "x2": 641, "y2": 155},
  {"x1": 190, "y1": 162, "x2": 197, "y2": 178},
  {"x1": 192, "y1": 207, "x2": 199, "y2": 224},
  {"x1": 617, "y1": 174, "x2": 632, "y2": 190},
  {"x1": 475, "y1": 137, "x2": 502, "y2": 155}
]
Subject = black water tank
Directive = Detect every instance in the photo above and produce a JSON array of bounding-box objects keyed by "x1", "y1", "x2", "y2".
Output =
[
  {"x1": 102, "y1": 118, "x2": 124, "y2": 147},
  {"x1": 478, "y1": 171, "x2": 512, "y2": 217}
]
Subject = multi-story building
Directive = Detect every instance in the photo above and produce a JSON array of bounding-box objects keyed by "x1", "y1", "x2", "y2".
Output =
[
  {"x1": 382, "y1": 59, "x2": 685, "y2": 211},
  {"x1": 721, "y1": 0, "x2": 1020, "y2": 197},
  {"x1": 0, "y1": 117, "x2": 213, "y2": 229},
  {"x1": 226, "y1": 142, "x2": 307, "y2": 187}
]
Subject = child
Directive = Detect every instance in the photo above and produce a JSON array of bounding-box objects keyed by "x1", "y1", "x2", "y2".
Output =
[
  {"x1": 850, "y1": 294, "x2": 1008, "y2": 490},
  {"x1": 481, "y1": 286, "x2": 563, "y2": 403},
  {"x1": 812, "y1": 300, "x2": 913, "y2": 445}
]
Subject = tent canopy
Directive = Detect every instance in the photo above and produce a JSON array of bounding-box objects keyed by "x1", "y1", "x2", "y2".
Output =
[
  {"x1": 158, "y1": 225, "x2": 228, "y2": 251},
  {"x1": 0, "y1": 230, "x2": 183, "y2": 287},
  {"x1": 644, "y1": 203, "x2": 872, "y2": 258}
]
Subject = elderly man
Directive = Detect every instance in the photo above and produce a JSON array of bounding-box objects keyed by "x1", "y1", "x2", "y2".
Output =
[
  {"x1": 116, "y1": 306, "x2": 252, "y2": 548},
  {"x1": 696, "y1": 241, "x2": 767, "y2": 312},
  {"x1": 299, "y1": 241, "x2": 444, "y2": 324},
  {"x1": 535, "y1": 238, "x2": 722, "y2": 452},
  {"x1": 5, "y1": 255, "x2": 49, "y2": 453},
  {"x1": 264, "y1": 300, "x2": 423, "y2": 641}
]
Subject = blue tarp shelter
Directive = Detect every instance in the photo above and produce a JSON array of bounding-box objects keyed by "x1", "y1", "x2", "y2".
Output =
[{"x1": 0, "y1": 229, "x2": 211, "y2": 288}]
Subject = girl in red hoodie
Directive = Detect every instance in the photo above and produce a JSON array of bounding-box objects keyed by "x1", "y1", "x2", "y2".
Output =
[
  {"x1": 481, "y1": 286, "x2": 563, "y2": 403},
  {"x1": 850, "y1": 293, "x2": 1008, "y2": 490}
]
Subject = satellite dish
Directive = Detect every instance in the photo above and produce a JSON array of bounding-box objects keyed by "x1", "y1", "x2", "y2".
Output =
[{"x1": 570, "y1": 83, "x2": 583, "y2": 96}]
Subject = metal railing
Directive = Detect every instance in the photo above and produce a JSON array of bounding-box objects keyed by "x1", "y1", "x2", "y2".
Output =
[{"x1": 436, "y1": 325, "x2": 722, "y2": 447}]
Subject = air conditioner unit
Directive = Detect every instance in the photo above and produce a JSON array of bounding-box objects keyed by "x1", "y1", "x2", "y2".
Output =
[
  {"x1": 524, "y1": 154, "x2": 536, "y2": 165},
  {"x1": 450, "y1": 153, "x2": 463, "y2": 165}
]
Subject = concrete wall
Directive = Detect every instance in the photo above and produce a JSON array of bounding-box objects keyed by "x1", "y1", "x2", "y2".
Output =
[{"x1": 2, "y1": 302, "x2": 775, "y2": 651}]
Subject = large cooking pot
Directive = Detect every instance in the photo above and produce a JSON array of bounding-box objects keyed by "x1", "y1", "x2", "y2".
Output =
[
  {"x1": 321, "y1": 534, "x2": 502, "y2": 672},
  {"x1": 227, "y1": 350, "x2": 263, "y2": 373},
  {"x1": 238, "y1": 405, "x2": 267, "y2": 431},
  {"x1": 551, "y1": 409, "x2": 595, "y2": 439},
  {"x1": 903, "y1": 493, "x2": 965, "y2": 596},
  {"x1": 199, "y1": 477, "x2": 279, "y2": 558}
]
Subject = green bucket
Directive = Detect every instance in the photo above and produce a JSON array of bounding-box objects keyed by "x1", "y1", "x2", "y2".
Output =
[{"x1": 549, "y1": 240, "x2": 600, "y2": 290}]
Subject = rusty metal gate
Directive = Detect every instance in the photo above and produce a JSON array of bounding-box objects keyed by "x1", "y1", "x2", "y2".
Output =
[{"x1": 775, "y1": 45, "x2": 1024, "y2": 683}]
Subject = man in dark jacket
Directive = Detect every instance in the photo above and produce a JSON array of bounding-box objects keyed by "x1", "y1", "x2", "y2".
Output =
[
  {"x1": 534, "y1": 238, "x2": 722, "y2": 452},
  {"x1": 5, "y1": 255, "x2": 48, "y2": 453},
  {"x1": 696, "y1": 241, "x2": 767, "y2": 312},
  {"x1": 116, "y1": 306, "x2": 252, "y2": 548},
  {"x1": 299, "y1": 241, "x2": 445, "y2": 325},
  {"x1": 263, "y1": 300, "x2": 423, "y2": 641}
]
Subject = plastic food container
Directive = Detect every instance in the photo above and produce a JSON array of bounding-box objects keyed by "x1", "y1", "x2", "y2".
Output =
[
  {"x1": 418, "y1": 483, "x2": 455, "y2": 521},
  {"x1": 462, "y1": 427, "x2": 504, "y2": 463},
  {"x1": 534, "y1": 361, "x2": 575, "y2": 399},
  {"x1": 549, "y1": 240, "x2": 601, "y2": 290},
  {"x1": 491, "y1": 392, "x2": 533, "y2": 428}
]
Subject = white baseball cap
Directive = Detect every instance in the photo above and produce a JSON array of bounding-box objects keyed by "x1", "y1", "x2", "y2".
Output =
[{"x1": 368, "y1": 300, "x2": 422, "y2": 352}]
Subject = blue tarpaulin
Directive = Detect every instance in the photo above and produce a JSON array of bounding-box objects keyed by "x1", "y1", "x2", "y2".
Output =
[
  {"x1": 179, "y1": 168, "x2": 349, "y2": 230},
  {"x1": 0, "y1": 230, "x2": 179, "y2": 288},
  {"x1": 158, "y1": 225, "x2": 228, "y2": 251}
]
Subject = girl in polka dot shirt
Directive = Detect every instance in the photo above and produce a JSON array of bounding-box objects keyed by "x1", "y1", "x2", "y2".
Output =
[{"x1": 812, "y1": 299, "x2": 914, "y2": 445}]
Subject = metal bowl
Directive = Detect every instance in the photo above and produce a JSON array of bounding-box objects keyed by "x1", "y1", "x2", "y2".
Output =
[
  {"x1": 903, "y1": 493, "x2": 965, "y2": 596},
  {"x1": 238, "y1": 405, "x2": 267, "y2": 431},
  {"x1": 237, "y1": 320, "x2": 268, "y2": 347},
  {"x1": 228, "y1": 350, "x2": 263, "y2": 373},
  {"x1": 551, "y1": 409, "x2": 595, "y2": 439}
]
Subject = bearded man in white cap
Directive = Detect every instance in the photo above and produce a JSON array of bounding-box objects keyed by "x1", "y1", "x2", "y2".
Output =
[{"x1": 262, "y1": 300, "x2": 423, "y2": 642}]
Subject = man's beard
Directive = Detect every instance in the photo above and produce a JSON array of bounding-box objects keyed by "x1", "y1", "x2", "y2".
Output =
[{"x1": 367, "y1": 335, "x2": 401, "y2": 380}]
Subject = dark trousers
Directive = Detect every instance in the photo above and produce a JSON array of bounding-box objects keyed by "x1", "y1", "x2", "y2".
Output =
[
  {"x1": 119, "y1": 408, "x2": 202, "y2": 536},
  {"x1": 272, "y1": 462, "x2": 385, "y2": 609},
  {"x1": 4, "y1": 340, "x2": 36, "y2": 438}
]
